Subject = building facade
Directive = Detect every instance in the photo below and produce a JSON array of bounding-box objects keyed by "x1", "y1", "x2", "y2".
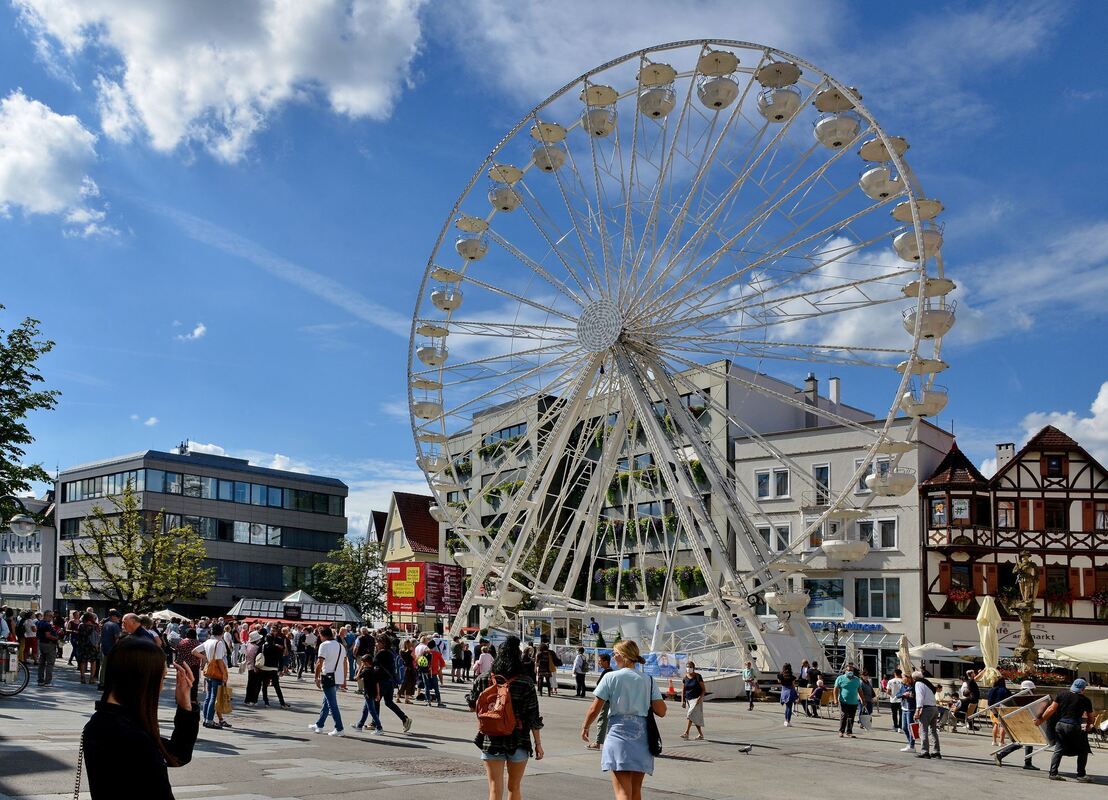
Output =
[
  {"x1": 921, "y1": 426, "x2": 1108, "y2": 656},
  {"x1": 0, "y1": 495, "x2": 53, "y2": 610},
  {"x1": 377, "y1": 491, "x2": 448, "y2": 632},
  {"x1": 54, "y1": 449, "x2": 348, "y2": 617}
]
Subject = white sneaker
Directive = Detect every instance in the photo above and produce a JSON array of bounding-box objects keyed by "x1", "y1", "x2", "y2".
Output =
[
  {"x1": 901, "y1": 745, "x2": 915, "y2": 752},
  {"x1": 784, "y1": 721, "x2": 791, "y2": 727},
  {"x1": 373, "y1": 728, "x2": 385, "y2": 735},
  {"x1": 328, "y1": 729, "x2": 345, "y2": 737},
  {"x1": 308, "y1": 724, "x2": 322, "y2": 734}
]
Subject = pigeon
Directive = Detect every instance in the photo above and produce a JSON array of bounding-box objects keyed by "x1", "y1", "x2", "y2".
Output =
[{"x1": 737, "y1": 744, "x2": 753, "y2": 753}]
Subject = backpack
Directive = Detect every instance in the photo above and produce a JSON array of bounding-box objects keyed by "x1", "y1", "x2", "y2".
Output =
[
  {"x1": 417, "y1": 652, "x2": 431, "y2": 669},
  {"x1": 393, "y1": 651, "x2": 405, "y2": 682},
  {"x1": 476, "y1": 675, "x2": 519, "y2": 737}
]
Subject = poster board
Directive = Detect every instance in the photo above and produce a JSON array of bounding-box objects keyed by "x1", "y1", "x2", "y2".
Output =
[
  {"x1": 998, "y1": 695, "x2": 1052, "y2": 745},
  {"x1": 387, "y1": 562, "x2": 426, "y2": 613}
]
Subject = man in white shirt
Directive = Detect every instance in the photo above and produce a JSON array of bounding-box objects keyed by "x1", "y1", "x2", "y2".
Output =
[
  {"x1": 912, "y1": 671, "x2": 941, "y2": 759},
  {"x1": 310, "y1": 627, "x2": 347, "y2": 736},
  {"x1": 886, "y1": 669, "x2": 904, "y2": 732}
]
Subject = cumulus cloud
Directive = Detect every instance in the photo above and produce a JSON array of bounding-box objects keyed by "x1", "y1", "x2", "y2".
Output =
[
  {"x1": 1020, "y1": 381, "x2": 1108, "y2": 466},
  {"x1": 184, "y1": 441, "x2": 226, "y2": 456},
  {"x1": 16, "y1": 0, "x2": 426, "y2": 162},
  {"x1": 175, "y1": 322, "x2": 207, "y2": 341},
  {"x1": 143, "y1": 416, "x2": 159, "y2": 427},
  {"x1": 0, "y1": 89, "x2": 112, "y2": 235}
]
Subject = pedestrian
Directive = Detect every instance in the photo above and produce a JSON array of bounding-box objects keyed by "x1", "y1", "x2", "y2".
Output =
[
  {"x1": 97, "y1": 609, "x2": 122, "y2": 690},
  {"x1": 857, "y1": 669, "x2": 874, "y2": 730},
  {"x1": 66, "y1": 610, "x2": 80, "y2": 665},
  {"x1": 416, "y1": 642, "x2": 443, "y2": 707},
  {"x1": 833, "y1": 663, "x2": 862, "y2": 738},
  {"x1": 299, "y1": 626, "x2": 318, "y2": 679},
  {"x1": 399, "y1": 639, "x2": 417, "y2": 702},
  {"x1": 23, "y1": 612, "x2": 39, "y2": 664},
  {"x1": 886, "y1": 669, "x2": 904, "y2": 732},
  {"x1": 462, "y1": 638, "x2": 473, "y2": 680},
  {"x1": 581, "y1": 640, "x2": 666, "y2": 800},
  {"x1": 994, "y1": 679, "x2": 1044, "y2": 771},
  {"x1": 173, "y1": 627, "x2": 201, "y2": 709},
  {"x1": 587, "y1": 653, "x2": 613, "y2": 750},
  {"x1": 588, "y1": 617, "x2": 601, "y2": 640},
  {"x1": 798, "y1": 659, "x2": 810, "y2": 688},
  {"x1": 954, "y1": 669, "x2": 980, "y2": 732},
  {"x1": 535, "y1": 642, "x2": 559, "y2": 696},
  {"x1": 468, "y1": 635, "x2": 543, "y2": 800},
  {"x1": 354, "y1": 654, "x2": 384, "y2": 734},
  {"x1": 84, "y1": 636, "x2": 198, "y2": 799},
  {"x1": 912, "y1": 671, "x2": 942, "y2": 759},
  {"x1": 343, "y1": 625, "x2": 358, "y2": 681},
  {"x1": 1036, "y1": 678, "x2": 1094, "y2": 782},
  {"x1": 573, "y1": 647, "x2": 588, "y2": 698},
  {"x1": 742, "y1": 660, "x2": 756, "y2": 711},
  {"x1": 452, "y1": 636, "x2": 465, "y2": 683},
  {"x1": 808, "y1": 678, "x2": 827, "y2": 718},
  {"x1": 373, "y1": 636, "x2": 413, "y2": 732},
  {"x1": 897, "y1": 672, "x2": 917, "y2": 752},
  {"x1": 777, "y1": 662, "x2": 797, "y2": 727},
  {"x1": 192, "y1": 622, "x2": 230, "y2": 730},
  {"x1": 477, "y1": 643, "x2": 495, "y2": 679},
  {"x1": 35, "y1": 610, "x2": 60, "y2": 686},
  {"x1": 259, "y1": 634, "x2": 290, "y2": 708},
  {"x1": 122, "y1": 613, "x2": 156, "y2": 643},
  {"x1": 680, "y1": 660, "x2": 706, "y2": 740},
  {"x1": 987, "y1": 676, "x2": 1012, "y2": 747},
  {"x1": 308, "y1": 626, "x2": 347, "y2": 736},
  {"x1": 75, "y1": 612, "x2": 100, "y2": 685}
]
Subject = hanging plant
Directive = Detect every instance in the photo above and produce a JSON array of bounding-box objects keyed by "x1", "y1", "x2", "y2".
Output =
[
  {"x1": 689, "y1": 459, "x2": 707, "y2": 484},
  {"x1": 947, "y1": 587, "x2": 974, "y2": 604},
  {"x1": 453, "y1": 458, "x2": 473, "y2": 479},
  {"x1": 1090, "y1": 589, "x2": 1108, "y2": 607}
]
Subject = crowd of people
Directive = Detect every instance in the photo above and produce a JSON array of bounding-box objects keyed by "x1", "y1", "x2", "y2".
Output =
[{"x1": 3, "y1": 604, "x2": 1101, "y2": 799}]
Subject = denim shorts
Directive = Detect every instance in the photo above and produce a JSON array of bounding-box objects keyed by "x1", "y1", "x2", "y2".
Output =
[{"x1": 481, "y1": 747, "x2": 529, "y2": 763}]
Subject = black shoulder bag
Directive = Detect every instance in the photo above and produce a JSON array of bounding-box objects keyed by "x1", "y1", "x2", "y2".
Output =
[{"x1": 646, "y1": 676, "x2": 663, "y2": 756}]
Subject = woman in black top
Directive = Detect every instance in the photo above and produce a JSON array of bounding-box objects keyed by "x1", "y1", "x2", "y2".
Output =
[
  {"x1": 259, "y1": 635, "x2": 289, "y2": 708},
  {"x1": 777, "y1": 663, "x2": 797, "y2": 727},
  {"x1": 373, "y1": 637, "x2": 412, "y2": 731},
  {"x1": 84, "y1": 636, "x2": 199, "y2": 799},
  {"x1": 468, "y1": 635, "x2": 543, "y2": 800},
  {"x1": 681, "y1": 661, "x2": 707, "y2": 739}
]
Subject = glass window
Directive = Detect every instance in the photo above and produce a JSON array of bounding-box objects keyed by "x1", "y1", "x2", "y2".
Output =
[
  {"x1": 757, "y1": 524, "x2": 791, "y2": 553},
  {"x1": 951, "y1": 498, "x2": 970, "y2": 522},
  {"x1": 146, "y1": 469, "x2": 165, "y2": 493},
  {"x1": 250, "y1": 522, "x2": 266, "y2": 545},
  {"x1": 929, "y1": 497, "x2": 947, "y2": 526},
  {"x1": 233, "y1": 521, "x2": 250, "y2": 543},
  {"x1": 218, "y1": 479, "x2": 233, "y2": 501},
  {"x1": 950, "y1": 563, "x2": 971, "y2": 590},
  {"x1": 217, "y1": 519, "x2": 234, "y2": 541},
  {"x1": 267, "y1": 486, "x2": 283, "y2": 507},
  {"x1": 997, "y1": 500, "x2": 1016, "y2": 528},
  {"x1": 633, "y1": 453, "x2": 654, "y2": 470},
  {"x1": 182, "y1": 474, "x2": 201, "y2": 498},
  {"x1": 856, "y1": 577, "x2": 900, "y2": 619},
  {"x1": 1045, "y1": 500, "x2": 1067, "y2": 531},
  {"x1": 755, "y1": 471, "x2": 770, "y2": 499},
  {"x1": 283, "y1": 489, "x2": 296, "y2": 510},
  {"x1": 182, "y1": 515, "x2": 202, "y2": 536},
  {"x1": 328, "y1": 495, "x2": 343, "y2": 516},
  {"x1": 813, "y1": 465, "x2": 830, "y2": 504},
  {"x1": 313, "y1": 492, "x2": 328, "y2": 513},
  {"x1": 234, "y1": 482, "x2": 250, "y2": 503},
  {"x1": 805, "y1": 515, "x2": 823, "y2": 549},
  {"x1": 1045, "y1": 455, "x2": 1063, "y2": 477},
  {"x1": 774, "y1": 469, "x2": 789, "y2": 497},
  {"x1": 165, "y1": 472, "x2": 182, "y2": 494},
  {"x1": 803, "y1": 579, "x2": 844, "y2": 618},
  {"x1": 1095, "y1": 502, "x2": 1108, "y2": 531},
  {"x1": 250, "y1": 484, "x2": 265, "y2": 506},
  {"x1": 267, "y1": 525, "x2": 282, "y2": 546},
  {"x1": 201, "y1": 477, "x2": 216, "y2": 499}
]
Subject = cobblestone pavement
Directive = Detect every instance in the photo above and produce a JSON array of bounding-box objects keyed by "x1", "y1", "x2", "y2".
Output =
[{"x1": 0, "y1": 662, "x2": 1103, "y2": 799}]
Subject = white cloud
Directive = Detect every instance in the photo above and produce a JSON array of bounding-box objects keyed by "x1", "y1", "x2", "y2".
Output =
[
  {"x1": 143, "y1": 416, "x2": 159, "y2": 427},
  {"x1": 129, "y1": 413, "x2": 139, "y2": 421},
  {"x1": 16, "y1": 0, "x2": 427, "y2": 162},
  {"x1": 1020, "y1": 381, "x2": 1108, "y2": 466},
  {"x1": 0, "y1": 89, "x2": 112, "y2": 235},
  {"x1": 380, "y1": 399, "x2": 410, "y2": 421},
  {"x1": 175, "y1": 322, "x2": 207, "y2": 341},
  {"x1": 978, "y1": 457, "x2": 997, "y2": 479},
  {"x1": 185, "y1": 441, "x2": 226, "y2": 456}
]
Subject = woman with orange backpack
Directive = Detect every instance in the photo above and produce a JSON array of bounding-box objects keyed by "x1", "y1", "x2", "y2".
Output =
[{"x1": 468, "y1": 635, "x2": 544, "y2": 800}]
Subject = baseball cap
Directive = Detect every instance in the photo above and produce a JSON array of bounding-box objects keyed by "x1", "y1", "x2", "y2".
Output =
[
  {"x1": 1070, "y1": 678, "x2": 1088, "y2": 692},
  {"x1": 1020, "y1": 679, "x2": 1036, "y2": 690}
]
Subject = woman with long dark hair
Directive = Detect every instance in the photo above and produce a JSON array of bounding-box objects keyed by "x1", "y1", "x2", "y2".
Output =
[
  {"x1": 84, "y1": 636, "x2": 198, "y2": 799},
  {"x1": 75, "y1": 612, "x2": 100, "y2": 685},
  {"x1": 468, "y1": 635, "x2": 543, "y2": 800}
]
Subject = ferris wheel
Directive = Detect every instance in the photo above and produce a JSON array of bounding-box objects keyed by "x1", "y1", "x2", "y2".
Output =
[{"x1": 407, "y1": 40, "x2": 954, "y2": 658}]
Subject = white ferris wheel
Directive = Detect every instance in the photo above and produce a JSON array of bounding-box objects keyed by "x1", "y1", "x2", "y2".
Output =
[{"x1": 408, "y1": 40, "x2": 954, "y2": 659}]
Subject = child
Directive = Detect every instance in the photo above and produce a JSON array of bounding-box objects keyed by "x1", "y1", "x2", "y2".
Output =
[{"x1": 354, "y1": 654, "x2": 383, "y2": 733}]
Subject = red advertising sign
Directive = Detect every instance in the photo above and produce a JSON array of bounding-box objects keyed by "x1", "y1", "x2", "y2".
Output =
[{"x1": 387, "y1": 562, "x2": 426, "y2": 613}]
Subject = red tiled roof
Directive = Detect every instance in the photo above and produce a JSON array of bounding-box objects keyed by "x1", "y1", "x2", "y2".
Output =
[
  {"x1": 1024, "y1": 425, "x2": 1079, "y2": 450},
  {"x1": 921, "y1": 442, "x2": 988, "y2": 487},
  {"x1": 393, "y1": 492, "x2": 439, "y2": 554}
]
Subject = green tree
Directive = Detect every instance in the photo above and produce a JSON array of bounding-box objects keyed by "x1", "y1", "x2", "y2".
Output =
[
  {"x1": 0, "y1": 307, "x2": 59, "y2": 521},
  {"x1": 310, "y1": 536, "x2": 386, "y2": 621},
  {"x1": 64, "y1": 482, "x2": 214, "y2": 610}
]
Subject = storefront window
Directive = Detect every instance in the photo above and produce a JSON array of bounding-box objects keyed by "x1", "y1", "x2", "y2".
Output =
[{"x1": 803, "y1": 579, "x2": 844, "y2": 618}]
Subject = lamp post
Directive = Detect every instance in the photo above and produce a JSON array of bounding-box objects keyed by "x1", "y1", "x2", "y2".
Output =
[{"x1": 1, "y1": 495, "x2": 38, "y2": 538}]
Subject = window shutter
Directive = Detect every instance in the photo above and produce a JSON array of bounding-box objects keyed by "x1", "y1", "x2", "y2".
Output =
[
  {"x1": 939, "y1": 561, "x2": 951, "y2": 594},
  {"x1": 1037, "y1": 564, "x2": 1047, "y2": 598},
  {"x1": 1018, "y1": 499, "x2": 1030, "y2": 529},
  {"x1": 973, "y1": 563, "x2": 986, "y2": 596},
  {"x1": 1069, "y1": 567, "x2": 1082, "y2": 598},
  {"x1": 986, "y1": 564, "x2": 999, "y2": 595},
  {"x1": 1082, "y1": 501, "x2": 1094, "y2": 532},
  {"x1": 1061, "y1": 457, "x2": 1070, "y2": 477},
  {"x1": 1082, "y1": 568, "x2": 1096, "y2": 599},
  {"x1": 1039, "y1": 456, "x2": 1048, "y2": 476},
  {"x1": 1032, "y1": 500, "x2": 1045, "y2": 531}
]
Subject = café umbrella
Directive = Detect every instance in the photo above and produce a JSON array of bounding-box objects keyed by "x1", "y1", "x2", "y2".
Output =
[{"x1": 975, "y1": 595, "x2": 1002, "y2": 685}]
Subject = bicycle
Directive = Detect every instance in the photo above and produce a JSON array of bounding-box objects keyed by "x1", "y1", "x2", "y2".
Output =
[{"x1": 0, "y1": 641, "x2": 30, "y2": 697}]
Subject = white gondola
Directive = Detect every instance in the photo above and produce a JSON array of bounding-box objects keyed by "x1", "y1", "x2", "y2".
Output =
[
  {"x1": 454, "y1": 550, "x2": 482, "y2": 569},
  {"x1": 874, "y1": 438, "x2": 915, "y2": 455},
  {"x1": 900, "y1": 385, "x2": 949, "y2": 417},
  {"x1": 859, "y1": 165, "x2": 903, "y2": 199},
  {"x1": 531, "y1": 145, "x2": 566, "y2": 172},
  {"x1": 428, "y1": 504, "x2": 449, "y2": 523},
  {"x1": 865, "y1": 467, "x2": 916, "y2": 496},
  {"x1": 757, "y1": 86, "x2": 801, "y2": 121},
  {"x1": 765, "y1": 590, "x2": 811, "y2": 613},
  {"x1": 814, "y1": 112, "x2": 860, "y2": 149},
  {"x1": 902, "y1": 302, "x2": 956, "y2": 338},
  {"x1": 901, "y1": 277, "x2": 956, "y2": 298},
  {"x1": 697, "y1": 75, "x2": 739, "y2": 109},
  {"x1": 455, "y1": 234, "x2": 488, "y2": 261},
  {"x1": 891, "y1": 198, "x2": 944, "y2": 223},
  {"x1": 893, "y1": 228, "x2": 943, "y2": 262},
  {"x1": 754, "y1": 61, "x2": 801, "y2": 88},
  {"x1": 896, "y1": 357, "x2": 948, "y2": 375},
  {"x1": 416, "y1": 343, "x2": 448, "y2": 366},
  {"x1": 488, "y1": 183, "x2": 521, "y2": 212},
  {"x1": 639, "y1": 86, "x2": 676, "y2": 118},
  {"x1": 858, "y1": 136, "x2": 909, "y2": 162},
  {"x1": 417, "y1": 453, "x2": 449, "y2": 472},
  {"x1": 431, "y1": 285, "x2": 463, "y2": 311},
  {"x1": 828, "y1": 507, "x2": 871, "y2": 523},
  {"x1": 416, "y1": 431, "x2": 448, "y2": 445},
  {"x1": 813, "y1": 86, "x2": 860, "y2": 113},
  {"x1": 821, "y1": 529, "x2": 870, "y2": 562},
  {"x1": 581, "y1": 106, "x2": 617, "y2": 136},
  {"x1": 432, "y1": 478, "x2": 463, "y2": 493},
  {"x1": 411, "y1": 400, "x2": 443, "y2": 420},
  {"x1": 430, "y1": 266, "x2": 463, "y2": 282}
]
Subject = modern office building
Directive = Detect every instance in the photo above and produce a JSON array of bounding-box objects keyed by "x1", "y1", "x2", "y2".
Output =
[
  {"x1": 0, "y1": 494, "x2": 53, "y2": 610},
  {"x1": 54, "y1": 448, "x2": 348, "y2": 617},
  {"x1": 921, "y1": 426, "x2": 1108, "y2": 661}
]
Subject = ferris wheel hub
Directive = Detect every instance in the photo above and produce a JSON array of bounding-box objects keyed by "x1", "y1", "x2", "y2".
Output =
[{"x1": 576, "y1": 299, "x2": 623, "y2": 352}]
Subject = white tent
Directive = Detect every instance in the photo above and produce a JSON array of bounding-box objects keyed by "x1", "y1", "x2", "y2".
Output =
[
  {"x1": 1052, "y1": 638, "x2": 1108, "y2": 671},
  {"x1": 909, "y1": 642, "x2": 965, "y2": 662},
  {"x1": 150, "y1": 609, "x2": 179, "y2": 621}
]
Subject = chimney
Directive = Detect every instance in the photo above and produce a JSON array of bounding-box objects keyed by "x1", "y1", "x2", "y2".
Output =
[
  {"x1": 995, "y1": 442, "x2": 1016, "y2": 469},
  {"x1": 829, "y1": 377, "x2": 841, "y2": 406},
  {"x1": 803, "y1": 373, "x2": 818, "y2": 429}
]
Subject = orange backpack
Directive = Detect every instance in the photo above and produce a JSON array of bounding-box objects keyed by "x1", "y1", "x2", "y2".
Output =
[{"x1": 476, "y1": 675, "x2": 519, "y2": 736}]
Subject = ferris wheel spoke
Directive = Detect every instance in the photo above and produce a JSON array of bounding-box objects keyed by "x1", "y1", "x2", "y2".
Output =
[
  {"x1": 656, "y1": 333, "x2": 912, "y2": 358},
  {"x1": 433, "y1": 319, "x2": 578, "y2": 341},
  {"x1": 457, "y1": 272, "x2": 580, "y2": 324},
  {"x1": 485, "y1": 228, "x2": 589, "y2": 307},
  {"x1": 661, "y1": 339, "x2": 896, "y2": 369},
  {"x1": 436, "y1": 350, "x2": 588, "y2": 422}
]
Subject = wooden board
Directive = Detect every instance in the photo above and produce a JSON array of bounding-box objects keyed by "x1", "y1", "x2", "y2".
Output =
[{"x1": 998, "y1": 696, "x2": 1052, "y2": 745}]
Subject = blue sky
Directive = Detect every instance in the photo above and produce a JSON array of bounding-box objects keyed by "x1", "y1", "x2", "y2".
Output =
[{"x1": 2, "y1": 1, "x2": 1106, "y2": 534}]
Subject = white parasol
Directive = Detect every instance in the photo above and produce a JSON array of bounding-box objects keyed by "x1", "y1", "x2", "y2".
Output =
[
  {"x1": 975, "y1": 595, "x2": 1002, "y2": 685},
  {"x1": 898, "y1": 634, "x2": 914, "y2": 675}
]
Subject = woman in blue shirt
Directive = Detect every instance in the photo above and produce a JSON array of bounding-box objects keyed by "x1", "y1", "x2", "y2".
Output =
[{"x1": 581, "y1": 640, "x2": 667, "y2": 800}]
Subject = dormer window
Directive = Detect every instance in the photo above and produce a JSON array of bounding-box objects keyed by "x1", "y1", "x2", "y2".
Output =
[{"x1": 1044, "y1": 454, "x2": 1064, "y2": 477}]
